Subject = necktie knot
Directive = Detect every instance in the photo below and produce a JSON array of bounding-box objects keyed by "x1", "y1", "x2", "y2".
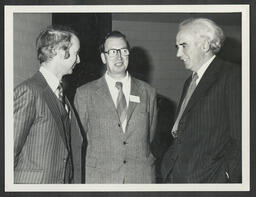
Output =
[{"x1": 115, "y1": 82, "x2": 123, "y2": 90}]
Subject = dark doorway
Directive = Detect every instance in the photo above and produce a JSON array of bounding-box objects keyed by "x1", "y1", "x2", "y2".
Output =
[{"x1": 52, "y1": 13, "x2": 112, "y2": 103}]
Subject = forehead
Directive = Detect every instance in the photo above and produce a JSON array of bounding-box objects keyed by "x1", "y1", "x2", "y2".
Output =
[
  {"x1": 176, "y1": 29, "x2": 196, "y2": 44},
  {"x1": 70, "y1": 35, "x2": 80, "y2": 50},
  {"x1": 104, "y1": 37, "x2": 127, "y2": 49}
]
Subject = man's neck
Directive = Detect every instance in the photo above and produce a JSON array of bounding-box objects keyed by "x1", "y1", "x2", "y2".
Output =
[
  {"x1": 107, "y1": 71, "x2": 127, "y2": 80},
  {"x1": 41, "y1": 62, "x2": 63, "y2": 81}
]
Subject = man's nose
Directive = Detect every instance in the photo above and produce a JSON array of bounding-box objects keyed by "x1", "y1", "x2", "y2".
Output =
[
  {"x1": 176, "y1": 47, "x2": 182, "y2": 58},
  {"x1": 116, "y1": 50, "x2": 122, "y2": 58}
]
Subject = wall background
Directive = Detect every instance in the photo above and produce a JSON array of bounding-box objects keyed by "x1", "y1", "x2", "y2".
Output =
[
  {"x1": 13, "y1": 13, "x2": 52, "y2": 86},
  {"x1": 13, "y1": 13, "x2": 241, "y2": 107},
  {"x1": 112, "y1": 13, "x2": 241, "y2": 105}
]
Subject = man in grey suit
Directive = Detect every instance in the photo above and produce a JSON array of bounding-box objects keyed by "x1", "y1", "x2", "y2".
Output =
[
  {"x1": 161, "y1": 18, "x2": 241, "y2": 183},
  {"x1": 74, "y1": 31, "x2": 157, "y2": 183},
  {"x1": 14, "y1": 25, "x2": 83, "y2": 183}
]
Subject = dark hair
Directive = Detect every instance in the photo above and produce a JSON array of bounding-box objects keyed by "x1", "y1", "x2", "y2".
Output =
[
  {"x1": 99, "y1": 30, "x2": 130, "y2": 53},
  {"x1": 36, "y1": 25, "x2": 78, "y2": 63}
]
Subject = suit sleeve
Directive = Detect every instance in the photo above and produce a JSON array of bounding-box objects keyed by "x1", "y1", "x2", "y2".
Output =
[
  {"x1": 149, "y1": 88, "x2": 158, "y2": 143},
  {"x1": 225, "y1": 66, "x2": 242, "y2": 182},
  {"x1": 14, "y1": 85, "x2": 36, "y2": 167},
  {"x1": 74, "y1": 88, "x2": 89, "y2": 134}
]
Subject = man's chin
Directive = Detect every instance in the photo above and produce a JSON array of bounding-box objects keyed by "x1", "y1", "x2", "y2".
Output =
[
  {"x1": 184, "y1": 63, "x2": 191, "y2": 70},
  {"x1": 63, "y1": 70, "x2": 73, "y2": 76}
]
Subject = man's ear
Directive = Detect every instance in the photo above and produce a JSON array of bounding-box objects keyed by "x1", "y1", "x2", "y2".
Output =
[
  {"x1": 100, "y1": 53, "x2": 106, "y2": 64},
  {"x1": 201, "y1": 39, "x2": 210, "y2": 52},
  {"x1": 56, "y1": 48, "x2": 66, "y2": 59}
]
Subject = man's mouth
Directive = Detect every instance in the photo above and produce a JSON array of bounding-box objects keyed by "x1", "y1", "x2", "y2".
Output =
[
  {"x1": 181, "y1": 57, "x2": 188, "y2": 62},
  {"x1": 115, "y1": 62, "x2": 123, "y2": 66}
]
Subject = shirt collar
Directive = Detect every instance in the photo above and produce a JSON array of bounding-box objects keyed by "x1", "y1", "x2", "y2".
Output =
[
  {"x1": 105, "y1": 71, "x2": 130, "y2": 86},
  {"x1": 195, "y1": 55, "x2": 216, "y2": 81},
  {"x1": 39, "y1": 66, "x2": 60, "y2": 93}
]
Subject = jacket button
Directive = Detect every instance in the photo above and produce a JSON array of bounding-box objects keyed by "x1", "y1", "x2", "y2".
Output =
[
  {"x1": 123, "y1": 160, "x2": 127, "y2": 164},
  {"x1": 123, "y1": 141, "x2": 127, "y2": 145},
  {"x1": 118, "y1": 123, "x2": 121, "y2": 127}
]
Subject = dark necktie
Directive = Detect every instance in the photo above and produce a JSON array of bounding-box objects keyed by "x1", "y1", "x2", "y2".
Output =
[
  {"x1": 115, "y1": 82, "x2": 127, "y2": 125},
  {"x1": 57, "y1": 82, "x2": 70, "y2": 114},
  {"x1": 57, "y1": 83, "x2": 72, "y2": 182},
  {"x1": 171, "y1": 72, "x2": 199, "y2": 138},
  {"x1": 57, "y1": 82, "x2": 65, "y2": 107}
]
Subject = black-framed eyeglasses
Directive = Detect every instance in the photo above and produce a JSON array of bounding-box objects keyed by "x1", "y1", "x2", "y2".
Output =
[{"x1": 104, "y1": 48, "x2": 129, "y2": 57}]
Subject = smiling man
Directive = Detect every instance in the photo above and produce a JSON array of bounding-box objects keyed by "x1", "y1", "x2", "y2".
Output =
[
  {"x1": 14, "y1": 25, "x2": 83, "y2": 183},
  {"x1": 161, "y1": 18, "x2": 241, "y2": 183},
  {"x1": 74, "y1": 31, "x2": 158, "y2": 183}
]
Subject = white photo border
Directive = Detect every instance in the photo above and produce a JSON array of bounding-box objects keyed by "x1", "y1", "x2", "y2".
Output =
[{"x1": 4, "y1": 4, "x2": 250, "y2": 192}]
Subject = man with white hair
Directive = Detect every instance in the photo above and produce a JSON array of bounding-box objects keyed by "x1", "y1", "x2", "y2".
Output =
[{"x1": 161, "y1": 18, "x2": 241, "y2": 183}]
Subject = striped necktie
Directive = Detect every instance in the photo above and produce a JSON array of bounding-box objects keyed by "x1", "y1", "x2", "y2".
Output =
[
  {"x1": 171, "y1": 72, "x2": 198, "y2": 138},
  {"x1": 115, "y1": 82, "x2": 127, "y2": 125},
  {"x1": 57, "y1": 82, "x2": 65, "y2": 106},
  {"x1": 57, "y1": 82, "x2": 70, "y2": 114}
]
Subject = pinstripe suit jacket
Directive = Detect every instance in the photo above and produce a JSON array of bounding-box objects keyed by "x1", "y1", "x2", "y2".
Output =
[
  {"x1": 14, "y1": 72, "x2": 83, "y2": 184},
  {"x1": 161, "y1": 57, "x2": 241, "y2": 183},
  {"x1": 74, "y1": 76, "x2": 157, "y2": 183}
]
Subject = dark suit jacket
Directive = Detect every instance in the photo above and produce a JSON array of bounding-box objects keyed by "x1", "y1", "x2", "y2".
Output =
[
  {"x1": 74, "y1": 76, "x2": 157, "y2": 183},
  {"x1": 14, "y1": 72, "x2": 83, "y2": 183},
  {"x1": 161, "y1": 57, "x2": 241, "y2": 183}
]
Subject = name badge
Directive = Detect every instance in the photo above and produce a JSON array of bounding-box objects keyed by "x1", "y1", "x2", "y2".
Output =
[{"x1": 130, "y1": 95, "x2": 140, "y2": 103}]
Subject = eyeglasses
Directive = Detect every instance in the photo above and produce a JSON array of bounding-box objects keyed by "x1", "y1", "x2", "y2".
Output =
[{"x1": 104, "y1": 48, "x2": 129, "y2": 57}]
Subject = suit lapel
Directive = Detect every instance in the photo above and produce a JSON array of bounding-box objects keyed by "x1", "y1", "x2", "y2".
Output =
[
  {"x1": 33, "y1": 72, "x2": 68, "y2": 148},
  {"x1": 183, "y1": 57, "x2": 221, "y2": 115},
  {"x1": 126, "y1": 77, "x2": 141, "y2": 125},
  {"x1": 95, "y1": 76, "x2": 142, "y2": 132},
  {"x1": 95, "y1": 76, "x2": 119, "y2": 114}
]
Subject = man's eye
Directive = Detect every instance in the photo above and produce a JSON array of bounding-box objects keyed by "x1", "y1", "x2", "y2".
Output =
[
  {"x1": 110, "y1": 50, "x2": 116, "y2": 54},
  {"x1": 182, "y1": 44, "x2": 187, "y2": 48}
]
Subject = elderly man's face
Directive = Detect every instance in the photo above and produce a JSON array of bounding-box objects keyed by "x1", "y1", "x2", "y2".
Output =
[
  {"x1": 176, "y1": 29, "x2": 205, "y2": 72},
  {"x1": 101, "y1": 37, "x2": 129, "y2": 78}
]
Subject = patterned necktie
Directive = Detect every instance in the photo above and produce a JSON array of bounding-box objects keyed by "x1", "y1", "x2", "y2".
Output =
[
  {"x1": 115, "y1": 82, "x2": 127, "y2": 125},
  {"x1": 57, "y1": 82, "x2": 65, "y2": 107},
  {"x1": 57, "y1": 82, "x2": 70, "y2": 114},
  {"x1": 171, "y1": 72, "x2": 199, "y2": 138},
  {"x1": 57, "y1": 83, "x2": 72, "y2": 182}
]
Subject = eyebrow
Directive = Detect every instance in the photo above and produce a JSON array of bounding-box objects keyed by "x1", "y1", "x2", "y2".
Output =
[{"x1": 175, "y1": 42, "x2": 187, "y2": 48}]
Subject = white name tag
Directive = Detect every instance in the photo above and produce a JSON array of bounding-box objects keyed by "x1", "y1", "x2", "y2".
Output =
[{"x1": 130, "y1": 95, "x2": 140, "y2": 103}]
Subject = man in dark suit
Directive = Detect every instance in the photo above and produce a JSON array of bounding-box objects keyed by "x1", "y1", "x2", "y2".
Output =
[
  {"x1": 74, "y1": 31, "x2": 157, "y2": 183},
  {"x1": 14, "y1": 25, "x2": 83, "y2": 183},
  {"x1": 161, "y1": 18, "x2": 241, "y2": 183}
]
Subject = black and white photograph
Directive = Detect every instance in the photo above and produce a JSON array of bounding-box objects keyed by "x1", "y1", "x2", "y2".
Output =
[{"x1": 1, "y1": 0, "x2": 255, "y2": 196}]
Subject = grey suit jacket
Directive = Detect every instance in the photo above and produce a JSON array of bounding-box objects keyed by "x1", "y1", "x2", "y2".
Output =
[
  {"x1": 161, "y1": 57, "x2": 241, "y2": 183},
  {"x1": 74, "y1": 75, "x2": 158, "y2": 183},
  {"x1": 14, "y1": 72, "x2": 83, "y2": 184}
]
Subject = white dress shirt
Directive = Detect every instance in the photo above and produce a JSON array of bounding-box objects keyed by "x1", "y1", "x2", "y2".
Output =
[
  {"x1": 195, "y1": 55, "x2": 216, "y2": 85},
  {"x1": 105, "y1": 71, "x2": 131, "y2": 132},
  {"x1": 39, "y1": 66, "x2": 61, "y2": 99}
]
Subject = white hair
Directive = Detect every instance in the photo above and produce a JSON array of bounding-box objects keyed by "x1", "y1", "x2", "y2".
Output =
[{"x1": 179, "y1": 18, "x2": 225, "y2": 54}]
